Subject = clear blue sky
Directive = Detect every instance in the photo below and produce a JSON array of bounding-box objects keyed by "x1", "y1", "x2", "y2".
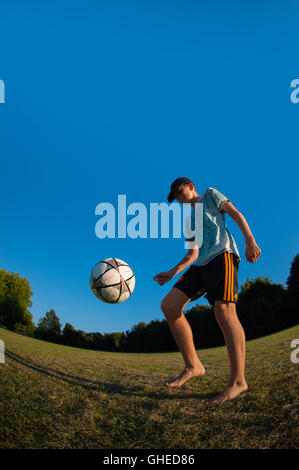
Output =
[{"x1": 0, "y1": 1, "x2": 298, "y2": 334}]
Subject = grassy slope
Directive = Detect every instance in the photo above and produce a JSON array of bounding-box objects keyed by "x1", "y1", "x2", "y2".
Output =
[{"x1": 0, "y1": 325, "x2": 298, "y2": 449}]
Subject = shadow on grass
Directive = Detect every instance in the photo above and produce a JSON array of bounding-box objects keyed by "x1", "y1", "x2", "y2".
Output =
[{"x1": 5, "y1": 350, "x2": 214, "y2": 401}]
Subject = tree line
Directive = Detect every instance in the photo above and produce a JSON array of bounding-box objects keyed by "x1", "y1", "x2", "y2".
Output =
[{"x1": 0, "y1": 254, "x2": 298, "y2": 352}]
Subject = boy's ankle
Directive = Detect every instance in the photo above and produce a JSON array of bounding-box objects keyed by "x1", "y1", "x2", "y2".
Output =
[{"x1": 229, "y1": 378, "x2": 247, "y2": 387}]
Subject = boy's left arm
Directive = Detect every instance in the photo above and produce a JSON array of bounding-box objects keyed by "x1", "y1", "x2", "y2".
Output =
[{"x1": 221, "y1": 201, "x2": 261, "y2": 263}]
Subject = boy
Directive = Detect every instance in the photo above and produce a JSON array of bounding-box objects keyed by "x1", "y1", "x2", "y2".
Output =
[{"x1": 153, "y1": 177, "x2": 261, "y2": 405}]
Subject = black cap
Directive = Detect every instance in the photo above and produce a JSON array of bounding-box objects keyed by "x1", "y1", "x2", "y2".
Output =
[{"x1": 167, "y1": 177, "x2": 193, "y2": 203}]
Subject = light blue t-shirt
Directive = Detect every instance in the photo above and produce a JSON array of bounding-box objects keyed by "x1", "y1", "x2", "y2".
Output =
[{"x1": 185, "y1": 187, "x2": 241, "y2": 266}]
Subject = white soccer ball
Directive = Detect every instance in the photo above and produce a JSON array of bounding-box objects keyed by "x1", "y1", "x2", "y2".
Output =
[{"x1": 90, "y1": 257, "x2": 135, "y2": 304}]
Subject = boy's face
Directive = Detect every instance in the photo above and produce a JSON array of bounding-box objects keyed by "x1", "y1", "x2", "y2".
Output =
[{"x1": 175, "y1": 183, "x2": 195, "y2": 204}]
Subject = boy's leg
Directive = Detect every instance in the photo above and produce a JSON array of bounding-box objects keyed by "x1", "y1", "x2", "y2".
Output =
[
  {"x1": 161, "y1": 287, "x2": 205, "y2": 387},
  {"x1": 207, "y1": 300, "x2": 248, "y2": 405}
]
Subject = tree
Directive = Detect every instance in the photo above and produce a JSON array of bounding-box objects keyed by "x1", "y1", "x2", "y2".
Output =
[
  {"x1": 0, "y1": 268, "x2": 34, "y2": 333},
  {"x1": 286, "y1": 254, "x2": 299, "y2": 325},
  {"x1": 126, "y1": 322, "x2": 148, "y2": 352},
  {"x1": 62, "y1": 322, "x2": 76, "y2": 345},
  {"x1": 35, "y1": 309, "x2": 62, "y2": 342},
  {"x1": 62, "y1": 322, "x2": 92, "y2": 348},
  {"x1": 237, "y1": 276, "x2": 289, "y2": 339},
  {"x1": 185, "y1": 304, "x2": 224, "y2": 348},
  {"x1": 88, "y1": 332, "x2": 104, "y2": 350},
  {"x1": 110, "y1": 332, "x2": 125, "y2": 351}
]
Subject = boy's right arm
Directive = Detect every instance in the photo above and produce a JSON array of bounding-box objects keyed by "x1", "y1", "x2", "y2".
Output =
[{"x1": 153, "y1": 243, "x2": 198, "y2": 286}]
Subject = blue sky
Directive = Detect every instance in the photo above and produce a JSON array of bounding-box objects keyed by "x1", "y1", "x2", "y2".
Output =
[{"x1": 0, "y1": 1, "x2": 298, "y2": 334}]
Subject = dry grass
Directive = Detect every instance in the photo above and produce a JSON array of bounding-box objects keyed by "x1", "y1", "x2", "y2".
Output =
[{"x1": 0, "y1": 325, "x2": 298, "y2": 449}]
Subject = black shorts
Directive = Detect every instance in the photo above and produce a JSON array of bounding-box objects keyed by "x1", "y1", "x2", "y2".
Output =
[{"x1": 173, "y1": 251, "x2": 240, "y2": 307}]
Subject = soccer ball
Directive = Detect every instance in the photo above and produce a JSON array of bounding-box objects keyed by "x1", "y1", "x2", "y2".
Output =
[{"x1": 90, "y1": 257, "x2": 135, "y2": 303}]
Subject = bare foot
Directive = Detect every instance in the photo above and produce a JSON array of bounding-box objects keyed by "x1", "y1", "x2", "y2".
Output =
[
  {"x1": 206, "y1": 381, "x2": 248, "y2": 405},
  {"x1": 164, "y1": 365, "x2": 206, "y2": 388}
]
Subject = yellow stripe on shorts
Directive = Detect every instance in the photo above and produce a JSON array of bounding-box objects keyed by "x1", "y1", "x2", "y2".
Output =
[
  {"x1": 230, "y1": 253, "x2": 234, "y2": 301},
  {"x1": 223, "y1": 252, "x2": 228, "y2": 301},
  {"x1": 224, "y1": 252, "x2": 234, "y2": 301}
]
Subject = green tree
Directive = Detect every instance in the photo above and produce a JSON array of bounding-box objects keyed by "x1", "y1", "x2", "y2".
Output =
[
  {"x1": 62, "y1": 322, "x2": 77, "y2": 346},
  {"x1": 36, "y1": 309, "x2": 62, "y2": 342},
  {"x1": 237, "y1": 276, "x2": 289, "y2": 339},
  {"x1": 0, "y1": 268, "x2": 34, "y2": 332},
  {"x1": 126, "y1": 322, "x2": 148, "y2": 352},
  {"x1": 185, "y1": 304, "x2": 223, "y2": 349},
  {"x1": 286, "y1": 253, "x2": 299, "y2": 325},
  {"x1": 62, "y1": 322, "x2": 91, "y2": 348},
  {"x1": 88, "y1": 332, "x2": 104, "y2": 350}
]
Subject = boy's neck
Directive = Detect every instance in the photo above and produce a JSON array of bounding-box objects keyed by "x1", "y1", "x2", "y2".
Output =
[{"x1": 191, "y1": 195, "x2": 201, "y2": 206}]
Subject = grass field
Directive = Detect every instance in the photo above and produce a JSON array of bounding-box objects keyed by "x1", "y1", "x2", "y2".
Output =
[{"x1": 0, "y1": 324, "x2": 298, "y2": 449}]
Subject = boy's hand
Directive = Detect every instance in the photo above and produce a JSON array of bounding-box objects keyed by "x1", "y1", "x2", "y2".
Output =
[
  {"x1": 153, "y1": 270, "x2": 175, "y2": 286},
  {"x1": 245, "y1": 239, "x2": 261, "y2": 263}
]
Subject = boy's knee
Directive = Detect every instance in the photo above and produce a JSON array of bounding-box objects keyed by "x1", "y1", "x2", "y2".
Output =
[
  {"x1": 161, "y1": 298, "x2": 181, "y2": 321},
  {"x1": 214, "y1": 301, "x2": 237, "y2": 321},
  {"x1": 214, "y1": 300, "x2": 235, "y2": 311},
  {"x1": 160, "y1": 298, "x2": 167, "y2": 313}
]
